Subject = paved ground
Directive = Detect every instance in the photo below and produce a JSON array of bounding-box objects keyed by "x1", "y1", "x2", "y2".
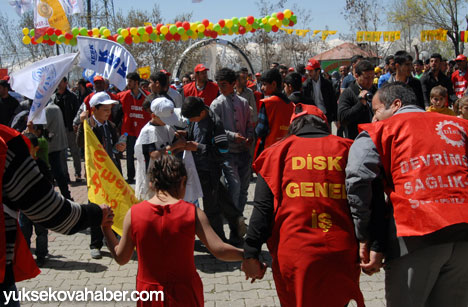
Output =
[{"x1": 16, "y1": 157, "x2": 386, "y2": 306}]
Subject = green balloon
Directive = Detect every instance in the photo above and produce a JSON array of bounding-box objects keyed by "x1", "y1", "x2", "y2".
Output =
[
  {"x1": 222, "y1": 27, "x2": 229, "y2": 34},
  {"x1": 232, "y1": 17, "x2": 239, "y2": 25},
  {"x1": 169, "y1": 25, "x2": 177, "y2": 35},
  {"x1": 117, "y1": 35, "x2": 124, "y2": 44},
  {"x1": 264, "y1": 24, "x2": 272, "y2": 32},
  {"x1": 187, "y1": 29, "x2": 194, "y2": 36},
  {"x1": 198, "y1": 32, "x2": 205, "y2": 38},
  {"x1": 291, "y1": 15, "x2": 297, "y2": 23},
  {"x1": 80, "y1": 28, "x2": 88, "y2": 36},
  {"x1": 213, "y1": 24, "x2": 221, "y2": 32},
  {"x1": 265, "y1": 15, "x2": 271, "y2": 20},
  {"x1": 232, "y1": 24, "x2": 239, "y2": 32},
  {"x1": 159, "y1": 34, "x2": 165, "y2": 40},
  {"x1": 138, "y1": 27, "x2": 145, "y2": 35},
  {"x1": 58, "y1": 35, "x2": 66, "y2": 43},
  {"x1": 72, "y1": 27, "x2": 79, "y2": 36},
  {"x1": 239, "y1": 17, "x2": 247, "y2": 26},
  {"x1": 252, "y1": 21, "x2": 259, "y2": 29},
  {"x1": 282, "y1": 18, "x2": 289, "y2": 25},
  {"x1": 177, "y1": 27, "x2": 185, "y2": 35},
  {"x1": 29, "y1": 29, "x2": 35, "y2": 36},
  {"x1": 70, "y1": 38, "x2": 77, "y2": 46},
  {"x1": 149, "y1": 33, "x2": 157, "y2": 41},
  {"x1": 271, "y1": 13, "x2": 277, "y2": 18},
  {"x1": 117, "y1": 28, "x2": 122, "y2": 34},
  {"x1": 43, "y1": 35, "x2": 49, "y2": 40},
  {"x1": 50, "y1": 34, "x2": 57, "y2": 41}
]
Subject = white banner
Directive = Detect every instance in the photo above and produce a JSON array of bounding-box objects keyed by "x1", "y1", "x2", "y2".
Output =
[
  {"x1": 10, "y1": 53, "x2": 78, "y2": 123},
  {"x1": 76, "y1": 37, "x2": 137, "y2": 91},
  {"x1": 59, "y1": 0, "x2": 83, "y2": 15},
  {"x1": 9, "y1": 0, "x2": 33, "y2": 16}
]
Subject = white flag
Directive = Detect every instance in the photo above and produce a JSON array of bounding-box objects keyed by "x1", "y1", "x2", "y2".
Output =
[
  {"x1": 59, "y1": 0, "x2": 83, "y2": 15},
  {"x1": 76, "y1": 37, "x2": 137, "y2": 91},
  {"x1": 9, "y1": 0, "x2": 33, "y2": 16},
  {"x1": 10, "y1": 53, "x2": 78, "y2": 123}
]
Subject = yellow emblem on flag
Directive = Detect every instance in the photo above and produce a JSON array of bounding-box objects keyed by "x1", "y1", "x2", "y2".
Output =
[
  {"x1": 38, "y1": 0, "x2": 70, "y2": 33},
  {"x1": 138, "y1": 66, "x2": 151, "y2": 80},
  {"x1": 84, "y1": 120, "x2": 140, "y2": 235}
]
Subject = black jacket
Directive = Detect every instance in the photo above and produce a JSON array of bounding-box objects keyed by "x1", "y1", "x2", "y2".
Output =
[
  {"x1": 287, "y1": 91, "x2": 315, "y2": 105},
  {"x1": 388, "y1": 75, "x2": 425, "y2": 109},
  {"x1": 302, "y1": 75, "x2": 337, "y2": 122},
  {"x1": 338, "y1": 81, "x2": 376, "y2": 140},
  {"x1": 52, "y1": 89, "x2": 80, "y2": 131},
  {"x1": 421, "y1": 70, "x2": 456, "y2": 107}
]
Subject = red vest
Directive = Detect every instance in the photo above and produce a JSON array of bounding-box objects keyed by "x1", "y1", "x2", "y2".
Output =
[
  {"x1": 360, "y1": 112, "x2": 468, "y2": 237},
  {"x1": 117, "y1": 90, "x2": 151, "y2": 137},
  {"x1": 257, "y1": 95, "x2": 294, "y2": 151},
  {"x1": 0, "y1": 126, "x2": 40, "y2": 283},
  {"x1": 183, "y1": 81, "x2": 219, "y2": 106},
  {"x1": 451, "y1": 70, "x2": 468, "y2": 98},
  {"x1": 254, "y1": 134, "x2": 363, "y2": 307}
]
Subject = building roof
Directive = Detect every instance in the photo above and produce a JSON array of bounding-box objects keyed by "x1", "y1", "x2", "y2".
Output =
[{"x1": 312, "y1": 42, "x2": 378, "y2": 61}]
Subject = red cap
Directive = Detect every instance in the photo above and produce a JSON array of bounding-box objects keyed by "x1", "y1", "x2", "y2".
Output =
[
  {"x1": 93, "y1": 75, "x2": 104, "y2": 82},
  {"x1": 255, "y1": 72, "x2": 261, "y2": 77},
  {"x1": 290, "y1": 103, "x2": 328, "y2": 124},
  {"x1": 160, "y1": 69, "x2": 171, "y2": 76},
  {"x1": 455, "y1": 54, "x2": 467, "y2": 61},
  {"x1": 288, "y1": 67, "x2": 294, "y2": 72},
  {"x1": 86, "y1": 83, "x2": 94, "y2": 89},
  {"x1": 306, "y1": 59, "x2": 321, "y2": 71},
  {"x1": 194, "y1": 64, "x2": 209, "y2": 73}
]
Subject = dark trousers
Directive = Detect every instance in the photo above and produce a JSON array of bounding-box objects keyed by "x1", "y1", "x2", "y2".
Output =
[
  {"x1": 198, "y1": 168, "x2": 226, "y2": 241},
  {"x1": 48, "y1": 150, "x2": 71, "y2": 199},
  {"x1": 126, "y1": 135, "x2": 137, "y2": 181},
  {"x1": 90, "y1": 225, "x2": 104, "y2": 250},
  {"x1": 19, "y1": 213, "x2": 48, "y2": 258}
]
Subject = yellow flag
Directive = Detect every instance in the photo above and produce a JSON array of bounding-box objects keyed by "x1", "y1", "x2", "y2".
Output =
[
  {"x1": 421, "y1": 31, "x2": 426, "y2": 42},
  {"x1": 322, "y1": 31, "x2": 328, "y2": 41},
  {"x1": 84, "y1": 120, "x2": 140, "y2": 235},
  {"x1": 138, "y1": 66, "x2": 151, "y2": 80},
  {"x1": 38, "y1": 0, "x2": 70, "y2": 33},
  {"x1": 374, "y1": 31, "x2": 382, "y2": 42},
  {"x1": 313, "y1": 30, "x2": 321, "y2": 37},
  {"x1": 383, "y1": 32, "x2": 389, "y2": 42},
  {"x1": 357, "y1": 31, "x2": 363, "y2": 42},
  {"x1": 395, "y1": 31, "x2": 401, "y2": 40}
]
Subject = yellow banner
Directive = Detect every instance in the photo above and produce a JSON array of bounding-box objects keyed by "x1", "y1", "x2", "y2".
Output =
[
  {"x1": 421, "y1": 29, "x2": 447, "y2": 42},
  {"x1": 358, "y1": 31, "x2": 400, "y2": 42},
  {"x1": 84, "y1": 120, "x2": 139, "y2": 235},
  {"x1": 138, "y1": 66, "x2": 151, "y2": 80},
  {"x1": 38, "y1": 0, "x2": 70, "y2": 33}
]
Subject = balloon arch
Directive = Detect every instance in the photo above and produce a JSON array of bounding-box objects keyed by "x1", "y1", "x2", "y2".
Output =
[{"x1": 171, "y1": 38, "x2": 255, "y2": 79}]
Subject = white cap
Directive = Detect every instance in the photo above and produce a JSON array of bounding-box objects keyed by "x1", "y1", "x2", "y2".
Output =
[
  {"x1": 150, "y1": 97, "x2": 179, "y2": 126},
  {"x1": 89, "y1": 92, "x2": 118, "y2": 108}
]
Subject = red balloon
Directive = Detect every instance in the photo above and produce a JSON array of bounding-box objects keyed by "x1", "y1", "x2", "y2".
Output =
[
  {"x1": 47, "y1": 40, "x2": 54, "y2": 46},
  {"x1": 289, "y1": 20, "x2": 295, "y2": 26},
  {"x1": 247, "y1": 16, "x2": 254, "y2": 24},
  {"x1": 182, "y1": 21, "x2": 190, "y2": 30},
  {"x1": 156, "y1": 24, "x2": 163, "y2": 32},
  {"x1": 174, "y1": 33, "x2": 181, "y2": 41},
  {"x1": 148, "y1": 39, "x2": 153, "y2": 43},
  {"x1": 145, "y1": 25, "x2": 153, "y2": 34},
  {"x1": 31, "y1": 37, "x2": 37, "y2": 45},
  {"x1": 165, "y1": 33, "x2": 173, "y2": 41},
  {"x1": 272, "y1": 25, "x2": 279, "y2": 32},
  {"x1": 277, "y1": 12, "x2": 284, "y2": 20},
  {"x1": 124, "y1": 36, "x2": 132, "y2": 44},
  {"x1": 239, "y1": 26, "x2": 246, "y2": 34},
  {"x1": 202, "y1": 19, "x2": 209, "y2": 27},
  {"x1": 218, "y1": 19, "x2": 225, "y2": 28},
  {"x1": 55, "y1": 29, "x2": 62, "y2": 35},
  {"x1": 211, "y1": 31, "x2": 218, "y2": 38},
  {"x1": 46, "y1": 28, "x2": 54, "y2": 36},
  {"x1": 175, "y1": 21, "x2": 182, "y2": 27},
  {"x1": 65, "y1": 33, "x2": 73, "y2": 40},
  {"x1": 88, "y1": 30, "x2": 93, "y2": 36},
  {"x1": 204, "y1": 30, "x2": 211, "y2": 37},
  {"x1": 250, "y1": 28, "x2": 256, "y2": 33}
]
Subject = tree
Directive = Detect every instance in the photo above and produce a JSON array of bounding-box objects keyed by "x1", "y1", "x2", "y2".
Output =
[{"x1": 386, "y1": 0, "x2": 468, "y2": 56}]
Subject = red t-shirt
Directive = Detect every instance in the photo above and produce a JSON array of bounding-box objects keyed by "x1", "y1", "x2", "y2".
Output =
[{"x1": 183, "y1": 81, "x2": 219, "y2": 106}]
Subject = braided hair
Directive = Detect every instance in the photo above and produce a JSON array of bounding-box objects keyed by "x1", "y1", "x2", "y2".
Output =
[{"x1": 149, "y1": 154, "x2": 187, "y2": 198}]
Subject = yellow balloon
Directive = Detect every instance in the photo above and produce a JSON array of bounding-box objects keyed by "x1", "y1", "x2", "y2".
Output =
[
  {"x1": 226, "y1": 19, "x2": 233, "y2": 28},
  {"x1": 160, "y1": 26, "x2": 169, "y2": 35},
  {"x1": 92, "y1": 28, "x2": 100, "y2": 36},
  {"x1": 246, "y1": 24, "x2": 252, "y2": 32},
  {"x1": 56, "y1": 39, "x2": 62, "y2": 45},
  {"x1": 36, "y1": 36, "x2": 43, "y2": 43},
  {"x1": 207, "y1": 22, "x2": 213, "y2": 30},
  {"x1": 93, "y1": 35, "x2": 100, "y2": 38},
  {"x1": 268, "y1": 17, "x2": 277, "y2": 26},
  {"x1": 22, "y1": 36, "x2": 31, "y2": 45},
  {"x1": 141, "y1": 33, "x2": 149, "y2": 42},
  {"x1": 181, "y1": 33, "x2": 189, "y2": 41},
  {"x1": 197, "y1": 24, "x2": 205, "y2": 33},
  {"x1": 22, "y1": 28, "x2": 29, "y2": 35},
  {"x1": 276, "y1": 19, "x2": 282, "y2": 27},
  {"x1": 121, "y1": 29, "x2": 129, "y2": 37},
  {"x1": 155, "y1": 36, "x2": 161, "y2": 42},
  {"x1": 191, "y1": 33, "x2": 197, "y2": 40},
  {"x1": 103, "y1": 29, "x2": 111, "y2": 37},
  {"x1": 132, "y1": 35, "x2": 140, "y2": 43},
  {"x1": 130, "y1": 27, "x2": 138, "y2": 36},
  {"x1": 65, "y1": 39, "x2": 70, "y2": 45},
  {"x1": 261, "y1": 18, "x2": 268, "y2": 24},
  {"x1": 228, "y1": 29, "x2": 233, "y2": 35},
  {"x1": 190, "y1": 23, "x2": 198, "y2": 32},
  {"x1": 284, "y1": 9, "x2": 292, "y2": 19}
]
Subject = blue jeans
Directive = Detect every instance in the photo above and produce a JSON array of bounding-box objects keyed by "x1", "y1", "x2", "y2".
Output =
[
  {"x1": 222, "y1": 151, "x2": 251, "y2": 214},
  {"x1": 48, "y1": 150, "x2": 71, "y2": 199},
  {"x1": 126, "y1": 135, "x2": 137, "y2": 181},
  {"x1": 19, "y1": 213, "x2": 48, "y2": 258}
]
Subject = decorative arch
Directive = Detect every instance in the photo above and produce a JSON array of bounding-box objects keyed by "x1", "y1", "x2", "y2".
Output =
[{"x1": 171, "y1": 38, "x2": 254, "y2": 78}]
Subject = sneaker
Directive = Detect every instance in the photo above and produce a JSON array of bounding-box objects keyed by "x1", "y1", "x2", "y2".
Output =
[
  {"x1": 36, "y1": 256, "x2": 46, "y2": 267},
  {"x1": 237, "y1": 216, "x2": 247, "y2": 237},
  {"x1": 90, "y1": 248, "x2": 102, "y2": 259}
]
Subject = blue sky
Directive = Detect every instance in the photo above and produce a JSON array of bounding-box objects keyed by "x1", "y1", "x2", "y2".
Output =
[{"x1": 1, "y1": 0, "x2": 372, "y2": 35}]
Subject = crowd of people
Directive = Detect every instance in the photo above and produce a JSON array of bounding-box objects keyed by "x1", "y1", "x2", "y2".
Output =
[{"x1": 0, "y1": 48, "x2": 468, "y2": 306}]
